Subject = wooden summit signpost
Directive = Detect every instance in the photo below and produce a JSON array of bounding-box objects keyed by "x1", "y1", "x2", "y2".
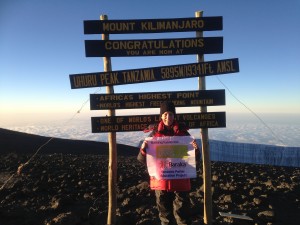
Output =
[
  {"x1": 90, "y1": 89, "x2": 225, "y2": 110},
  {"x1": 84, "y1": 17, "x2": 223, "y2": 34},
  {"x1": 91, "y1": 112, "x2": 226, "y2": 133},
  {"x1": 70, "y1": 58, "x2": 239, "y2": 89},
  {"x1": 69, "y1": 13, "x2": 239, "y2": 225},
  {"x1": 85, "y1": 37, "x2": 223, "y2": 57}
]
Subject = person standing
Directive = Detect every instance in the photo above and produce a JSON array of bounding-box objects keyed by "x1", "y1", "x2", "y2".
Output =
[{"x1": 137, "y1": 101, "x2": 199, "y2": 225}]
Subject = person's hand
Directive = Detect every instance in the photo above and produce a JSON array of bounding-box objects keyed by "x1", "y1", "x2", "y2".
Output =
[
  {"x1": 192, "y1": 140, "x2": 199, "y2": 150},
  {"x1": 141, "y1": 141, "x2": 148, "y2": 151}
]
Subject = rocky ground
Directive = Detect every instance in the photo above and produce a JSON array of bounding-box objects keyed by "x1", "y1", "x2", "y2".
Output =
[
  {"x1": 0, "y1": 153, "x2": 299, "y2": 225},
  {"x1": 0, "y1": 128, "x2": 299, "y2": 225}
]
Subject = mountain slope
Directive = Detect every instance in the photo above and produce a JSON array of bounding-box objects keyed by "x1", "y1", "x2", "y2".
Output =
[{"x1": 0, "y1": 128, "x2": 139, "y2": 156}]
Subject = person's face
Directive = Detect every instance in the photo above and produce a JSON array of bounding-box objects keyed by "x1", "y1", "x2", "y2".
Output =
[{"x1": 161, "y1": 111, "x2": 174, "y2": 127}]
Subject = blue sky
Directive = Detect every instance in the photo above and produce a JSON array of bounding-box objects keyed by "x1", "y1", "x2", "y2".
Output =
[{"x1": 1, "y1": 0, "x2": 300, "y2": 126}]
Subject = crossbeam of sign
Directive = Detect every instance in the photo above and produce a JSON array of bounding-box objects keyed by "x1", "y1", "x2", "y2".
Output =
[
  {"x1": 84, "y1": 17, "x2": 223, "y2": 34},
  {"x1": 91, "y1": 112, "x2": 226, "y2": 133},
  {"x1": 69, "y1": 58, "x2": 239, "y2": 89},
  {"x1": 90, "y1": 90, "x2": 225, "y2": 110},
  {"x1": 85, "y1": 37, "x2": 223, "y2": 57}
]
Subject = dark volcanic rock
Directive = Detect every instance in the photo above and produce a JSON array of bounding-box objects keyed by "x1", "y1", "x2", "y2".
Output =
[
  {"x1": 1, "y1": 154, "x2": 299, "y2": 225},
  {"x1": 0, "y1": 128, "x2": 300, "y2": 225}
]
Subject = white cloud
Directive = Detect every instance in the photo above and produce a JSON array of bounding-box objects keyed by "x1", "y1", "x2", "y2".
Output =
[{"x1": 3, "y1": 113, "x2": 300, "y2": 147}]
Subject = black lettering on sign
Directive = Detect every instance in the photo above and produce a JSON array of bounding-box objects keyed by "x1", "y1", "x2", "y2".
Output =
[
  {"x1": 91, "y1": 112, "x2": 226, "y2": 133},
  {"x1": 84, "y1": 17, "x2": 223, "y2": 34},
  {"x1": 85, "y1": 37, "x2": 223, "y2": 57},
  {"x1": 69, "y1": 58, "x2": 239, "y2": 89}
]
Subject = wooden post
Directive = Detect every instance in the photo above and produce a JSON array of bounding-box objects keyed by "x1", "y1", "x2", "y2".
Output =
[
  {"x1": 195, "y1": 11, "x2": 213, "y2": 225},
  {"x1": 100, "y1": 14, "x2": 117, "y2": 225}
]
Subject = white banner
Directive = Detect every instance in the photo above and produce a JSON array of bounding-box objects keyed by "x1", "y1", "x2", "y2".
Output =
[{"x1": 145, "y1": 136, "x2": 196, "y2": 180}]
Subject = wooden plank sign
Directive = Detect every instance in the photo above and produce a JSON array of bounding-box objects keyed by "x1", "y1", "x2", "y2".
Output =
[
  {"x1": 85, "y1": 37, "x2": 223, "y2": 57},
  {"x1": 69, "y1": 58, "x2": 239, "y2": 89},
  {"x1": 84, "y1": 17, "x2": 223, "y2": 34},
  {"x1": 91, "y1": 112, "x2": 226, "y2": 133},
  {"x1": 90, "y1": 90, "x2": 225, "y2": 110}
]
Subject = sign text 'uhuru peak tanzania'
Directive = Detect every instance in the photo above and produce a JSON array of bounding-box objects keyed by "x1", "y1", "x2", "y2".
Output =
[{"x1": 70, "y1": 58, "x2": 239, "y2": 89}]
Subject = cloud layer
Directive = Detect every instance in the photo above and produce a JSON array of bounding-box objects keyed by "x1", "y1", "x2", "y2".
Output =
[{"x1": 3, "y1": 114, "x2": 300, "y2": 148}]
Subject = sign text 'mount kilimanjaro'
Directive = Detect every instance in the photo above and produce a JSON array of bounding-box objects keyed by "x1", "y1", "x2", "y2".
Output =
[
  {"x1": 91, "y1": 112, "x2": 226, "y2": 133},
  {"x1": 69, "y1": 58, "x2": 239, "y2": 89},
  {"x1": 85, "y1": 37, "x2": 223, "y2": 57},
  {"x1": 84, "y1": 17, "x2": 223, "y2": 34},
  {"x1": 90, "y1": 90, "x2": 225, "y2": 110}
]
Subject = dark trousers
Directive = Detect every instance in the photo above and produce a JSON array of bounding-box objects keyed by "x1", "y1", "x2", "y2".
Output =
[{"x1": 155, "y1": 190, "x2": 192, "y2": 225}]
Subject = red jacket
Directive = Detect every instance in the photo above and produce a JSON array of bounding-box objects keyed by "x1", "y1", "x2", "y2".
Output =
[{"x1": 138, "y1": 120, "x2": 191, "y2": 192}]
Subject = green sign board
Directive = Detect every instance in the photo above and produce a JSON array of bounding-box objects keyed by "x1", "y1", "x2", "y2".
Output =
[
  {"x1": 85, "y1": 37, "x2": 223, "y2": 57},
  {"x1": 90, "y1": 90, "x2": 225, "y2": 110},
  {"x1": 91, "y1": 112, "x2": 226, "y2": 133},
  {"x1": 69, "y1": 58, "x2": 239, "y2": 89},
  {"x1": 84, "y1": 17, "x2": 223, "y2": 34}
]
